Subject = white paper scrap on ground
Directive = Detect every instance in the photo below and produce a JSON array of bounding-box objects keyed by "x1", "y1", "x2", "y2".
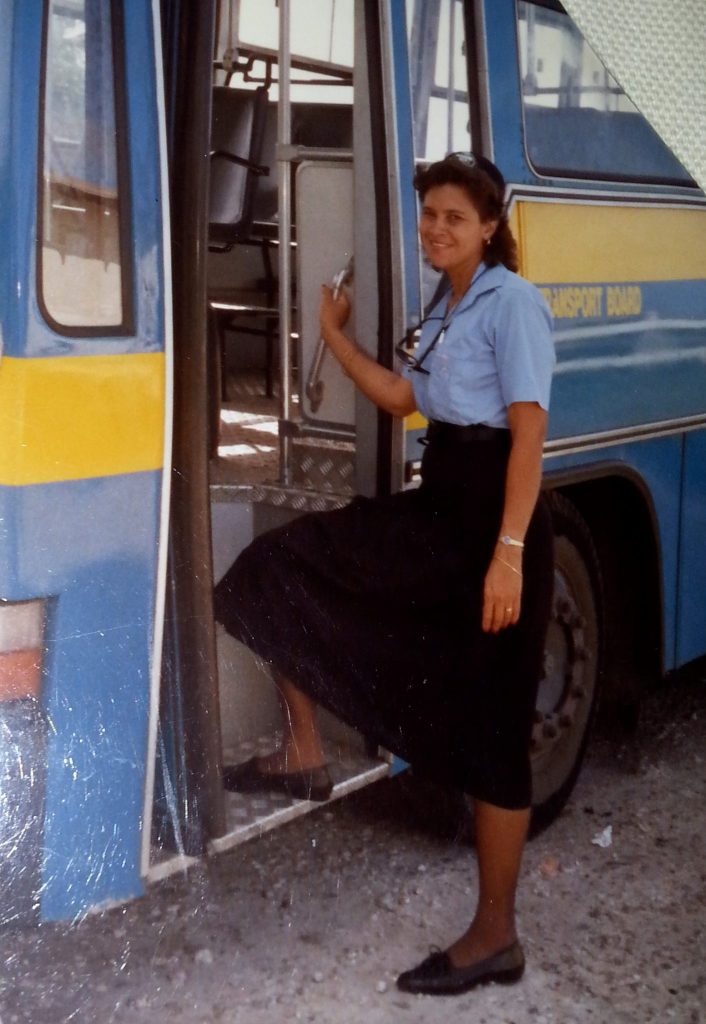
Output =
[{"x1": 591, "y1": 824, "x2": 613, "y2": 848}]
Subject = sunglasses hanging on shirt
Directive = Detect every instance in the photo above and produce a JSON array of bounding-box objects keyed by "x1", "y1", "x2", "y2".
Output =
[{"x1": 395, "y1": 264, "x2": 491, "y2": 374}]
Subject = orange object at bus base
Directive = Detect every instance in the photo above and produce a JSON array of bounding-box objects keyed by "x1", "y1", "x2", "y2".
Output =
[
  {"x1": 0, "y1": 601, "x2": 46, "y2": 701},
  {"x1": 0, "y1": 650, "x2": 44, "y2": 702}
]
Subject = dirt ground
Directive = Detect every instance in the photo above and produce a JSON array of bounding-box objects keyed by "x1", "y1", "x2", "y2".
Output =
[{"x1": 1, "y1": 667, "x2": 704, "y2": 1024}]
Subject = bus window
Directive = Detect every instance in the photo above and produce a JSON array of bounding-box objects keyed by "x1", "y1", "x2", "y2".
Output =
[
  {"x1": 39, "y1": 0, "x2": 131, "y2": 331},
  {"x1": 517, "y1": 0, "x2": 694, "y2": 185},
  {"x1": 407, "y1": 0, "x2": 470, "y2": 161},
  {"x1": 238, "y1": 0, "x2": 353, "y2": 74}
]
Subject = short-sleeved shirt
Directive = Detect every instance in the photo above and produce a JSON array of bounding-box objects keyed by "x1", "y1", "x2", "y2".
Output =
[{"x1": 402, "y1": 262, "x2": 555, "y2": 429}]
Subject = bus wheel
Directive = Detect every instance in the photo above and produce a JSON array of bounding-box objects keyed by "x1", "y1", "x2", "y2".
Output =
[{"x1": 531, "y1": 493, "x2": 603, "y2": 829}]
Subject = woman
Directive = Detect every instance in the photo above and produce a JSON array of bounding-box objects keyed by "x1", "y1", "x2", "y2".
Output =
[{"x1": 214, "y1": 153, "x2": 555, "y2": 996}]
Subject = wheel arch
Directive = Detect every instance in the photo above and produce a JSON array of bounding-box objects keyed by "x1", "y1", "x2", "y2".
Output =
[{"x1": 545, "y1": 462, "x2": 664, "y2": 726}]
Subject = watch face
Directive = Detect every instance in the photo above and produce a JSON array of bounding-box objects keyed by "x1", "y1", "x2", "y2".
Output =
[{"x1": 501, "y1": 535, "x2": 522, "y2": 547}]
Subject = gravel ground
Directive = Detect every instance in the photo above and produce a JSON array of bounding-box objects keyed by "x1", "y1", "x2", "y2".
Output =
[{"x1": 1, "y1": 666, "x2": 705, "y2": 1024}]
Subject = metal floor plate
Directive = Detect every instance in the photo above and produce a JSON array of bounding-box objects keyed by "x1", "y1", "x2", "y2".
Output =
[
  {"x1": 211, "y1": 736, "x2": 390, "y2": 854},
  {"x1": 147, "y1": 738, "x2": 389, "y2": 882}
]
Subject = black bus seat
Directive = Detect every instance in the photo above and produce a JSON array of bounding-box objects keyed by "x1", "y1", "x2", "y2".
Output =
[
  {"x1": 209, "y1": 85, "x2": 269, "y2": 246},
  {"x1": 251, "y1": 101, "x2": 353, "y2": 226},
  {"x1": 208, "y1": 85, "x2": 277, "y2": 426}
]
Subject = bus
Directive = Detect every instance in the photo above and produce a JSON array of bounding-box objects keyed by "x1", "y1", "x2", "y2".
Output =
[{"x1": 1, "y1": 0, "x2": 704, "y2": 924}]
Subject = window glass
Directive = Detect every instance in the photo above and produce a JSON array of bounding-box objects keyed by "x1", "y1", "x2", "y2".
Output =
[
  {"x1": 237, "y1": 0, "x2": 353, "y2": 75},
  {"x1": 407, "y1": 0, "x2": 470, "y2": 161},
  {"x1": 40, "y1": 0, "x2": 128, "y2": 330},
  {"x1": 218, "y1": 1, "x2": 354, "y2": 103},
  {"x1": 518, "y1": 1, "x2": 693, "y2": 184}
]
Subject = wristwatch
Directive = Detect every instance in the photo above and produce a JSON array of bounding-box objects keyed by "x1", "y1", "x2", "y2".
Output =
[{"x1": 498, "y1": 534, "x2": 524, "y2": 549}]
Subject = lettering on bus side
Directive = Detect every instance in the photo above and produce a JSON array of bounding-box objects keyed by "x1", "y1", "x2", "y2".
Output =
[
  {"x1": 606, "y1": 285, "x2": 642, "y2": 317},
  {"x1": 539, "y1": 285, "x2": 643, "y2": 320}
]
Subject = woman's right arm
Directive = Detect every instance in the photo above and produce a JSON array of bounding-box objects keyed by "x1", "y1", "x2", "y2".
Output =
[{"x1": 320, "y1": 285, "x2": 417, "y2": 418}]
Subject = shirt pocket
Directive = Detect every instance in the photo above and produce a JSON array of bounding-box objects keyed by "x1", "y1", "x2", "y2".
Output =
[{"x1": 427, "y1": 338, "x2": 496, "y2": 421}]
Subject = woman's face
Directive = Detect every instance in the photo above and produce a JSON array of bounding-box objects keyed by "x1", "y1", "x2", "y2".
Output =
[{"x1": 419, "y1": 184, "x2": 497, "y2": 279}]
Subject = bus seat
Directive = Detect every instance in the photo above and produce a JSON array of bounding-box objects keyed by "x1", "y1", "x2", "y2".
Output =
[
  {"x1": 292, "y1": 102, "x2": 353, "y2": 148},
  {"x1": 208, "y1": 85, "x2": 275, "y2": 441},
  {"x1": 252, "y1": 102, "x2": 353, "y2": 224},
  {"x1": 209, "y1": 85, "x2": 269, "y2": 245}
]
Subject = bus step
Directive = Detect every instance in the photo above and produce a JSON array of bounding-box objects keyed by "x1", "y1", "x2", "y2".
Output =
[{"x1": 210, "y1": 743, "x2": 390, "y2": 854}]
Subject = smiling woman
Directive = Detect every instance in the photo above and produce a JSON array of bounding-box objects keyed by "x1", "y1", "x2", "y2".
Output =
[
  {"x1": 214, "y1": 151, "x2": 556, "y2": 996},
  {"x1": 418, "y1": 185, "x2": 496, "y2": 285}
]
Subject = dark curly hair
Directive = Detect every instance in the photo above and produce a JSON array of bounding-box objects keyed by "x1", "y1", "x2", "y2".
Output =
[{"x1": 413, "y1": 154, "x2": 518, "y2": 272}]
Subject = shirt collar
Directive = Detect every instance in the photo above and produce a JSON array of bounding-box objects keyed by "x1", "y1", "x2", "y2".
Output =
[
  {"x1": 427, "y1": 262, "x2": 507, "y2": 321},
  {"x1": 453, "y1": 262, "x2": 507, "y2": 315}
]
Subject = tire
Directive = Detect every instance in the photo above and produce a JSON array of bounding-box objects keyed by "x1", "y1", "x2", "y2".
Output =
[{"x1": 531, "y1": 492, "x2": 603, "y2": 829}]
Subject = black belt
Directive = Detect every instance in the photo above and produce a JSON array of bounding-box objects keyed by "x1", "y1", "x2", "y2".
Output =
[{"x1": 420, "y1": 420, "x2": 510, "y2": 445}]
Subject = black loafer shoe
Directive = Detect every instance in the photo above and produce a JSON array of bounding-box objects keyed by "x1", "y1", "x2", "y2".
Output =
[
  {"x1": 222, "y1": 757, "x2": 334, "y2": 802},
  {"x1": 396, "y1": 941, "x2": 525, "y2": 996}
]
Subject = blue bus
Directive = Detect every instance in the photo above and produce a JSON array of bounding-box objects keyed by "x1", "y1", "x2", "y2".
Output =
[{"x1": 0, "y1": 0, "x2": 704, "y2": 924}]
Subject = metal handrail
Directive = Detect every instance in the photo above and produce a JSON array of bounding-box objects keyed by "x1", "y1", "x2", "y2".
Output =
[{"x1": 277, "y1": 0, "x2": 293, "y2": 484}]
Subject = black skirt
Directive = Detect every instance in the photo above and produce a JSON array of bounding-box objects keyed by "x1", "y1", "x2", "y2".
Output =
[{"x1": 214, "y1": 428, "x2": 554, "y2": 809}]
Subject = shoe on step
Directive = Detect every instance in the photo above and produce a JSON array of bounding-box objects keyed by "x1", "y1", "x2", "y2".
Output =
[{"x1": 222, "y1": 756, "x2": 334, "y2": 802}]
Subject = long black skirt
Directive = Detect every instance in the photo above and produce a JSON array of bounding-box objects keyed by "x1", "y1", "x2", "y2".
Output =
[{"x1": 214, "y1": 429, "x2": 554, "y2": 810}]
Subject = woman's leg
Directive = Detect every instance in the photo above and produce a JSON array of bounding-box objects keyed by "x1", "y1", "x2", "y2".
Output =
[
  {"x1": 447, "y1": 799, "x2": 530, "y2": 965},
  {"x1": 255, "y1": 670, "x2": 327, "y2": 774}
]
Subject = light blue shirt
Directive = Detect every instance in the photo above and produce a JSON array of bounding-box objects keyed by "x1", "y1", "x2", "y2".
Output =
[{"x1": 402, "y1": 262, "x2": 555, "y2": 429}]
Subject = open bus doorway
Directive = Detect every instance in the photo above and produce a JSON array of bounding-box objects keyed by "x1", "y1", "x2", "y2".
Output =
[
  {"x1": 158, "y1": 0, "x2": 395, "y2": 865},
  {"x1": 208, "y1": 0, "x2": 396, "y2": 855}
]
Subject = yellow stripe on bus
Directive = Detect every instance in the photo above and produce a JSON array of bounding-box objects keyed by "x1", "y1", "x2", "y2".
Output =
[
  {"x1": 514, "y1": 201, "x2": 706, "y2": 284},
  {"x1": 404, "y1": 411, "x2": 427, "y2": 432},
  {"x1": 0, "y1": 353, "x2": 165, "y2": 485}
]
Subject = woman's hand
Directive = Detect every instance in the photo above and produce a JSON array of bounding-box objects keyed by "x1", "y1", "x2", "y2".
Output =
[
  {"x1": 482, "y1": 545, "x2": 523, "y2": 633},
  {"x1": 315, "y1": 283, "x2": 416, "y2": 418},
  {"x1": 320, "y1": 284, "x2": 351, "y2": 337},
  {"x1": 481, "y1": 401, "x2": 546, "y2": 633}
]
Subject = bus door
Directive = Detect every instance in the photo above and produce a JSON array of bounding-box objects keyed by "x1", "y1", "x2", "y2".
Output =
[
  {"x1": 150, "y1": 0, "x2": 420, "y2": 871},
  {"x1": 400, "y1": 0, "x2": 478, "y2": 471},
  {"x1": 206, "y1": 0, "x2": 400, "y2": 855},
  {"x1": 0, "y1": 0, "x2": 171, "y2": 923}
]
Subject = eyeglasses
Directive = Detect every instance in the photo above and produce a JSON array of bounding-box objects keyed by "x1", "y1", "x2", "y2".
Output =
[{"x1": 395, "y1": 315, "x2": 446, "y2": 375}]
